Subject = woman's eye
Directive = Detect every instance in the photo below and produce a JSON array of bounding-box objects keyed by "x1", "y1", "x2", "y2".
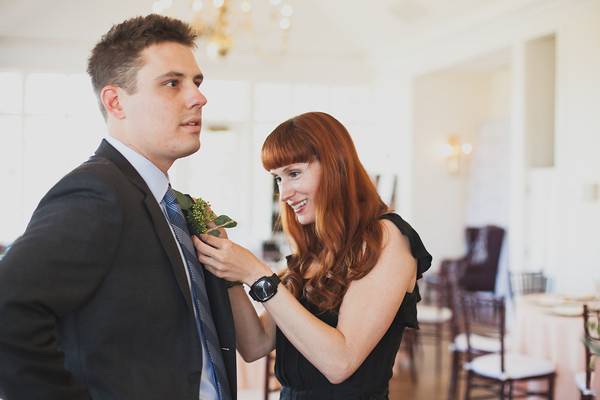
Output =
[{"x1": 289, "y1": 170, "x2": 301, "y2": 178}]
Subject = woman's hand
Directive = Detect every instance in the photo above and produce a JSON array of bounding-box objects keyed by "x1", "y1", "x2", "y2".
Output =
[{"x1": 192, "y1": 234, "x2": 272, "y2": 285}]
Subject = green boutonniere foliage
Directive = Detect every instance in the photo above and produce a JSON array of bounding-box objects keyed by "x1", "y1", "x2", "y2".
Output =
[{"x1": 172, "y1": 189, "x2": 237, "y2": 237}]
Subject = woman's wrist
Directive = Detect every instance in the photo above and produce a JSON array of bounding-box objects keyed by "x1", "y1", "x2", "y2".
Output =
[
  {"x1": 245, "y1": 260, "x2": 273, "y2": 286},
  {"x1": 225, "y1": 280, "x2": 243, "y2": 289}
]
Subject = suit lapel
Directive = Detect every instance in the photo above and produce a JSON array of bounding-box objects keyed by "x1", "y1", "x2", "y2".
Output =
[
  {"x1": 93, "y1": 139, "x2": 193, "y2": 310},
  {"x1": 143, "y1": 195, "x2": 193, "y2": 310}
]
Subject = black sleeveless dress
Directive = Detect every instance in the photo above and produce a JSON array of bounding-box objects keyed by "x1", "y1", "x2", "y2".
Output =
[{"x1": 275, "y1": 213, "x2": 432, "y2": 400}]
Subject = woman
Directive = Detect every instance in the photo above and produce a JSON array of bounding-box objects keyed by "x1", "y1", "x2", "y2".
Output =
[{"x1": 193, "y1": 112, "x2": 431, "y2": 399}]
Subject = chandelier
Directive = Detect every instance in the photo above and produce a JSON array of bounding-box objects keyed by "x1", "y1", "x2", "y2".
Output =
[{"x1": 151, "y1": 0, "x2": 294, "y2": 59}]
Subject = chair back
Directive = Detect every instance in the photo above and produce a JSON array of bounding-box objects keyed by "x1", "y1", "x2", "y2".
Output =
[
  {"x1": 583, "y1": 304, "x2": 600, "y2": 391},
  {"x1": 510, "y1": 271, "x2": 548, "y2": 296},
  {"x1": 459, "y1": 290, "x2": 506, "y2": 371},
  {"x1": 459, "y1": 225, "x2": 505, "y2": 292},
  {"x1": 445, "y1": 261, "x2": 464, "y2": 339}
]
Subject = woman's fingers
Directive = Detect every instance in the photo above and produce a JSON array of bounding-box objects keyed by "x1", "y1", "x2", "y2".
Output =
[
  {"x1": 192, "y1": 236, "x2": 220, "y2": 258},
  {"x1": 199, "y1": 233, "x2": 225, "y2": 249},
  {"x1": 198, "y1": 253, "x2": 228, "y2": 278}
]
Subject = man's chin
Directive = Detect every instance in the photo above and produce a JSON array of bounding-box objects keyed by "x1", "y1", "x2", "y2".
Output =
[{"x1": 181, "y1": 140, "x2": 201, "y2": 157}]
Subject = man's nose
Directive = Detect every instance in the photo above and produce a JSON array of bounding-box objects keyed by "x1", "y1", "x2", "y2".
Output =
[{"x1": 187, "y1": 86, "x2": 207, "y2": 109}]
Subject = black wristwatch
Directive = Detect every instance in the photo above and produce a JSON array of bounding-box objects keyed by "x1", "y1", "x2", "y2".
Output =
[{"x1": 249, "y1": 273, "x2": 281, "y2": 302}]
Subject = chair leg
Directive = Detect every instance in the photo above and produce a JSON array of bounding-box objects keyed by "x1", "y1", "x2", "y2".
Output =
[
  {"x1": 548, "y1": 374, "x2": 555, "y2": 400},
  {"x1": 507, "y1": 380, "x2": 513, "y2": 400},
  {"x1": 406, "y1": 331, "x2": 418, "y2": 383},
  {"x1": 414, "y1": 329, "x2": 423, "y2": 358},
  {"x1": 463, "y1": 370, "x2": 472, "y2": 400},
  {"x1": 435, "y1": 322, "x2": 442, "y2": 373},
  {"x1": 447, "y1": 350, "x2": 460, "y2": 400}
]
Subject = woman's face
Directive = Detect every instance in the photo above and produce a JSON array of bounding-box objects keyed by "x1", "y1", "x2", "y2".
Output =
[{"x1": 270, "y1": 161, "x2": 322, "y2": 225}]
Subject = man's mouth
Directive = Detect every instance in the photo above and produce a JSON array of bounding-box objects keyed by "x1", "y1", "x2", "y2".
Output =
[{"x1": 181, "y1": 119, "x2": 200, "y2": 127}]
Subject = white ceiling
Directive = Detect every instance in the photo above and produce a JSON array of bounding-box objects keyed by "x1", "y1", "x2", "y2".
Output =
[{"x1": 0, "y1": 0, "x2": 543, "y2": 59}]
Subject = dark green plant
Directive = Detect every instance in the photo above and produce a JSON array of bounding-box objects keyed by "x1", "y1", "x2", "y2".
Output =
[{"x1": 173, "y1": 190, "x2": 237, "y2": 237}]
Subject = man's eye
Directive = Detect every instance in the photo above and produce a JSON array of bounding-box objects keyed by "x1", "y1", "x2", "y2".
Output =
[
  {"x1": 165, "y1": 80, "x2": 178, "y2": 87},
  {"x1": 274, "y1": 176, "x2": 282, "y2": 184}
]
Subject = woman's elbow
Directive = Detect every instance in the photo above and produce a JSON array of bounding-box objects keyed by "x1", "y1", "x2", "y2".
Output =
[
  {"x1": 237, "y1": 347, "x2": 265, "y2": 363},
  {"x1": 324, "y1": 360, "x2": 357, "y2": 384},
  {"x1": 237, "y1": 341, "x2": 273, "y2": 363}
]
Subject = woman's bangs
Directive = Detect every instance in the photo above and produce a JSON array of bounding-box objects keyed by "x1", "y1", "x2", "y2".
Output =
[{"x1": 261, "y1": 124, "x2": 315, "y2": 171}]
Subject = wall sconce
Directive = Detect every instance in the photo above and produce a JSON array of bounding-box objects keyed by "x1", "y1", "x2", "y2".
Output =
[
  {"x1": 441, "y1": 134, "x2": 472, "y2": 175},
  {"x1": 582, "y1": 182, "x2": 599, "y2": 203}
]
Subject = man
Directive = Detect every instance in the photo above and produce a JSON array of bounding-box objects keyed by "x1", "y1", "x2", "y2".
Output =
[{"x1": 0, "y1": 14, "x2": 236, "y2": 400}]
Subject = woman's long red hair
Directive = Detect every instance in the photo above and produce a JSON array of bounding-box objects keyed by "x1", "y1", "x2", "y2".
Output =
[{"x1": 261, "y1": 112, "x2": 389, "y2": 312}]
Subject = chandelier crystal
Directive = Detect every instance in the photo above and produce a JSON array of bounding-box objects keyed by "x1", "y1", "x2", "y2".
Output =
[{"x1": 152, "y1": 0, "x2": 293, "y2": 59}]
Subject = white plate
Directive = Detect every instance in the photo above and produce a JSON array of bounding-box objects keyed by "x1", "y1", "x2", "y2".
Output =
[{"x1": 548, "y1": 305, "x2": 583, "y2": 317}]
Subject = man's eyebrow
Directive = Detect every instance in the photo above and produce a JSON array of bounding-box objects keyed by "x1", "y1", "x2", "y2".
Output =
[
  {"x1": 155, "y1": 71, "x2": 184, "y2": 80},
  {"x1": 155, "y1": 72, "x2": 204, "y2": 82}
]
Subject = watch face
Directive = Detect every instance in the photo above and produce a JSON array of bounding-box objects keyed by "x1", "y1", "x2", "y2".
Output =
[
  {"x1": 255, "y1": 279, "x2": 275, "y2": 299},
  {"x1": 251, "y1": 274, "x2": 280, "y2": 302}
]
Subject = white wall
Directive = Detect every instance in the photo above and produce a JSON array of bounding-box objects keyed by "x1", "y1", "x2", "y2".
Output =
[
  {"x1": 551, "y1": 0, "x2": 600, "y2": 292},
  {"x1": 525, "y1": 36, "x2": 555, "y2": 168},
  {"x1": 374, "y1": 0, "x2": 600, "y2": 292},
  {"x1": 412, "y1": 70, "x2": 502, "y2": 263}
]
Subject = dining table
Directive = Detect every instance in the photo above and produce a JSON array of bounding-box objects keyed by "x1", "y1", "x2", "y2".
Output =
[{"x1": 512, "y1": 293, "x2": 600, "y2": 399}]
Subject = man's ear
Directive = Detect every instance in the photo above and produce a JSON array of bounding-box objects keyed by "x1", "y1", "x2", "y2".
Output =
[{"x1": 100, "y1": 85, "x2": 126, "y2": 119}]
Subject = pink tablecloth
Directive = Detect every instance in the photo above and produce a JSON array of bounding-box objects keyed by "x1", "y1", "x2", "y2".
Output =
[{"x1": 512, "y1": 295, "x2": 586, "y2": 400}]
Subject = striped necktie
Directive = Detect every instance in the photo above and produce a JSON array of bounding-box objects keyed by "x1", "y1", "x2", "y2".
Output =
[{"x1": 162, "y1": 188, "x2": 231, "y2": 400}]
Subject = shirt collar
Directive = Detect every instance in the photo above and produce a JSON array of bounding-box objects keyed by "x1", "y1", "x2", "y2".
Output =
[{"x1": 104, "y1": 135, "x2": 170, "y2": 203}]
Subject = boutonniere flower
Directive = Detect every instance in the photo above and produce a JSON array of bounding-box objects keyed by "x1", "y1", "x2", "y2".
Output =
[{"x1": 172, "y1": 189, "x2": 237, "y2": 237}]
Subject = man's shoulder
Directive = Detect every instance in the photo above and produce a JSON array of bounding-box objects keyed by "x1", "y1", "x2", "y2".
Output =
[
  {"x1": 44, "y1": 154, "x2": 133, "y2": 205},
  {"x1": 62, "y1": 155, "x2": 124, "y2": 188}
]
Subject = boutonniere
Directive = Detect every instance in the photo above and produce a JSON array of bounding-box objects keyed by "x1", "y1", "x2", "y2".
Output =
[{"x1": 172, "y1": 189, "x2": 237, "y2": 237}]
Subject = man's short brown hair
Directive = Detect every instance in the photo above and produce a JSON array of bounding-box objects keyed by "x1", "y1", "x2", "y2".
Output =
[{"x1": 87, "y1": 14, "x2": 197, "y2": 119}]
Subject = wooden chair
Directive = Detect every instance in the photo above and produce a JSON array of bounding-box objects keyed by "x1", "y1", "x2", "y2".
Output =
[
  {"x1": 418, "y1": 271, "x2": 453, "y2": 373},
  {"x1": 425, "y1": 226, "x2": 505, "y2": 294},
  {"x1": 576, "y1": 304, "x2": 599, "y2": 400},
  {"x1": 394, "y1": 327, "x2": 419, "y2": 383},
  {"x1": 446, "y1": 265, "x2": 504, "y2": 400},
  {"x1": 264, "y1": 350, "x2": 280, "y2": 400},
  {"x1": 423, "y1": 225, "x2": 505, "y2": 380},
  {"x1": 460, "y1": 290, "x2": 556, "y2": 400},
  {"x1": 509, "y1": 271, "x2": 548, "y2": 296}
]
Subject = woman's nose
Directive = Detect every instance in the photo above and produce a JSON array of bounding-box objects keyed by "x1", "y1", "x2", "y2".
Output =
[{"x1": 279, "y1": 182, "x2": 293, "y2": 202}]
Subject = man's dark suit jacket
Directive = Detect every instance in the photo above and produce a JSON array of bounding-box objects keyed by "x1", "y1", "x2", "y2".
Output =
[{"x1": 0, "y1": 140, "x2": 237, "y2": 399}]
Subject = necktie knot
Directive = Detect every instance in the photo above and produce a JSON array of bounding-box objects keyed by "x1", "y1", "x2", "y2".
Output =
[{"x1": 162, "y1": 187, "x2": 178, "y2": 208}]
